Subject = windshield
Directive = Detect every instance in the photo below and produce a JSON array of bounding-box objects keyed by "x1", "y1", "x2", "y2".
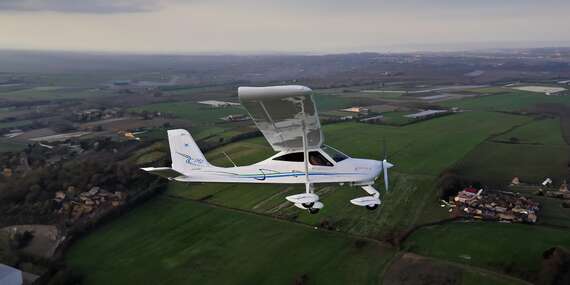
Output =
[{"x1": 321, "y1": 145, "x2": 349, "y2": 162}]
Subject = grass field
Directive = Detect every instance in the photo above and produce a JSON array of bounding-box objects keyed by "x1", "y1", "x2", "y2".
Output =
[
  {"x1": 493, "y1": 117, "x2": 567, "y2": 146},
  {"x1": 66, "y1": 196, "x2": 397, "y2": 285},
  {"x1": 160, "y1": 112, "x2": 531, "y2": 238},
  {"x1": 60, "y1": 88, "x2": 570, "y2": 284},
  {"x1": 0, "y1": 119, "x2": 32, "y2": 129},
  {"x1": 440, "y1": 91, "x2": 570, "y2": 112},
  {"x1": 0, "y1": 87, "x2": 113, "y2": 101},
  {"x1": 453, "y1": 142, "x2": 569, "y2": 185},
  {"x1": 130, "y1": 102, "x2": 246, "y2": 124},
  {"x1": 377, "y1": 111, "x2": 415, "y2": 125},
  {"x1": 322, "y1": 112, "x2": 531, "y2": 176},
  {"x1": 404, "y1": 222, "x2": 570, "y2": 279},
  {"x1": 0, "y1": 140, "x2": 26, "y2": 153}
]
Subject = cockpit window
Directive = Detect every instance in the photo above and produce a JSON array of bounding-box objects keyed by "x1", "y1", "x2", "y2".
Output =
[
  {"x1": 309, "y1": 151, "x2": 333, "y2": 167},
  {"x1": 272, "y1": 151, "x2": 333, "y2": 166},
  {"x1": 321, "y1": 145, "x2": 349, "y2": 162},
  {"x1": 273, "y1": 152, "x2": 304, "y2": 162}
]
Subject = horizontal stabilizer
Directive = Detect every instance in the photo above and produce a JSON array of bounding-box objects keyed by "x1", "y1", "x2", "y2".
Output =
[{"x1": 141, "y1": 167, "x2": 184, "y2": 179}]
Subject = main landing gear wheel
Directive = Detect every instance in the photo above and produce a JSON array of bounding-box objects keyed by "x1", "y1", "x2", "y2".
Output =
[
  {"x1": 308, "y1": 208, "x2": 320, "y2": 214},
  {"x1": 366, "y1": 204, "x2": 378, "y2": 211}
]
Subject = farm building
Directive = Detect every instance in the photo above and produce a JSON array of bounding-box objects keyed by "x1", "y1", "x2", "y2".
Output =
[
  {"x1": 221, "y1": 114, "x2": 249, "y2": 122},
  {"x1": 342, "y1": 107, "x2": 369, "y2": 114},
  {"x1": 404, "y1": 109, "x2": 448, "y2": 119},
  {"x1": 360, "y1": 115, "x2": 384, "y2": 123},
  {"x1": 0, "y1": 264, "x2": 22, "y2": 285},
  {"x1": 512, "y1": 86, "x2": 567, "y2": 95},
  {"x1": 198, "y1": 100, "x2": 240, "y2": 107}
]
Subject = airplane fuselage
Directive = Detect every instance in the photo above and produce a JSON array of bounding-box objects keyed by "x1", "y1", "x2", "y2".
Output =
[{"x1": 174, "y1": 148, "x2": 382, "y2": 186}]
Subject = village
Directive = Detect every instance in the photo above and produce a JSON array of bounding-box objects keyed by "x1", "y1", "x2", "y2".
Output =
[
  {"x1": 448, "y1": 187, "x2": 540, "y2": 223},
  {"x1": 447, "y1": 178, "x2": 570, "y2": 224},
  {"x1": 54, "y1": 186, "x2": 127, "y2": 223}
]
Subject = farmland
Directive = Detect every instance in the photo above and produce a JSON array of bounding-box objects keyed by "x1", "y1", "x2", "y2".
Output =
[
  {"x1": 440, "y1": 90, "x2": 570, "y2": 112},
  {"x1": 0, "y1": 87, "x2": 114, "y2": 101},
  {"x1": 67, "y1": 196, "x2": 397, "y2": 285},
  {"x1": 66, "y1": 194, "x2": 528, "y2": 285},
  {"x1": 129, "y1": 101, "x2": 246, "y2": 123},
  {"x1": 404, "y1": 222, "x2": 570, "y2": 279},
  {"x1": 62, "y1": 87, "x2": 570, "y2": 284},
  {"x1": 2, "y1": 50, "x2": 570, "y2": 284},
  {"x1": 145, "y1": 111, "x2": 539, "y2": 240}
]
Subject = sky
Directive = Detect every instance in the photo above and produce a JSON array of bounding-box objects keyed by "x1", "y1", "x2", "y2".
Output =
[{"x1": 0, "y1": 0, "x2": 569, "y2": 54}]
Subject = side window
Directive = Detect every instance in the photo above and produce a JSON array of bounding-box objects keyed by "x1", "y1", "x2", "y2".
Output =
[
  {"x1": 273, "y1": 152, "x2": 304, "y2": 162},
  {"x1": 309, "y1": 151, "x2": 333, "y2": 167}
]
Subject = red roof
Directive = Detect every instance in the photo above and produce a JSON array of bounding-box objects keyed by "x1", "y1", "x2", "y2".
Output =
[{"x1": 464, "y1": 187, "x2": 478, "y2": 193}]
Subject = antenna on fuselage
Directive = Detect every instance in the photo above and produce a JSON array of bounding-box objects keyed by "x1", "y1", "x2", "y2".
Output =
[{"x1": 222, "y1": 151, "x2": 238, "y2": 167}]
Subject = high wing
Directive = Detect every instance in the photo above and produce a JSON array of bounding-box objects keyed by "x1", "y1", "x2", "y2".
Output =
[{"x1": 238, "y1": 85, "x2": 323, "y2": 152}]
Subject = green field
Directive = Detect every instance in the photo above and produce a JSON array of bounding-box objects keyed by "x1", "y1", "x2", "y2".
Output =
[
  {"x1": 67, "y1": 89, "x2": 570, "y2": 284},
  {"x1": 493, "y1": 117, "x2": 567, "y2": 146},
  {"x1": 404, "y1": 222, "x2": 570, "y2": 278},
  {"x1": 0, "y1": 119, "x2": 32, "y2": 129},
  {"x1": 65, "y1": 195, "x2": 529, "y2": 285},
  {"x1": 67, "y1": 196, "x2": 396, "y2": 285},
  {"x1": 130, "y1": 101, "x2": 246, "y2": 124},
  {"x1": 0, "y1": 140, "x2": 26, "y2": 153},
  {"x1": 377, "y1": 111, "x2": 415, "y2": 125},
  {"x1": 159, "y1": 112, "x2": 533, "y2": 238},
  {"x1": 440, "y1": 91, "x2": 570, "y2": 112},
  {"x1": 0, "y1": 87, "x2": 114, "y2": 101},
  {"x1": 322, "y1": 112, "x2": 530, "y2": 176},
  {"x1": 454, "y1": 142, "x2": 569, "y2": 185}
]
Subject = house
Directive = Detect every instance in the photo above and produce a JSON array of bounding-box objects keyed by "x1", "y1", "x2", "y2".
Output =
[{"x1": 0, "y1": 264, "x2": 23, "y2": 285}]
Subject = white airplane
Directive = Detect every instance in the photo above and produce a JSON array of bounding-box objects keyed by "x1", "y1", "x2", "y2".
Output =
[{"x1": 143, "y1": 85, "x2": 394, "y2": 214}]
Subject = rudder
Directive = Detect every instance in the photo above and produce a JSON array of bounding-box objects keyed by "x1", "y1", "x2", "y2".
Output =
[{"x1": 167, "y1": 129, "x2": 210, "y2": 173}]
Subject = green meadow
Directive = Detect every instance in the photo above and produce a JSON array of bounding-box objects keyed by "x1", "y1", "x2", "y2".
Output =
[
  {"x1": 404, "y1": 222, "x2": 570, "y2": 278},
  {"x1": 67, "y1": 90, "x2": 570, "y2": 284},
  {"x1": 67, "y1": 196, "x2": 396, "y2": 285}
]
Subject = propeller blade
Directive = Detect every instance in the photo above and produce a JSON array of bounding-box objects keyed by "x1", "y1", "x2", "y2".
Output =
[
  {"x1": 383, "y1": 138, "x2": 387, "y2": 160},
  {"x1": 383, "y1": 159, "x2": 389, "y2": 191}
]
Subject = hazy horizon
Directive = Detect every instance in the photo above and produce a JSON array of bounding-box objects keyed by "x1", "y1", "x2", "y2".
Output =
[{"x1": 1, "y1": 0, "x2": 569, "y2": 54}]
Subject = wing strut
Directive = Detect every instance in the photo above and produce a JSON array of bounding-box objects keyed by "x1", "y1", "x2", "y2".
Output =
[
  {"x1": 284, "y1": 97, "x2": 322, "y2": 213},
  {"x1": 301, "y1": 120, "x2": 312, "y2": 194}
]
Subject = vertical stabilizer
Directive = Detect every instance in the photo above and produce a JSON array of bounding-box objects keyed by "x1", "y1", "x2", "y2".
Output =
[{"x1": 167, "y1": 129, "x2": 210, "y2": 173}]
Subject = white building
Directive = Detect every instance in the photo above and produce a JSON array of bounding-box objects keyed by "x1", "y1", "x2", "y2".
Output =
[
  {"x1": 0, "y1": 264, "x2": 23, "y2": 285},
  {"x1": 198, "y1": 100, "x2": 240, "y2": 107}
]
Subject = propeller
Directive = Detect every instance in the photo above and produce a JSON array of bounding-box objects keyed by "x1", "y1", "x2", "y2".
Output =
[{"x1": 381, "y1": 138, "x2": 394, "y2": 191}]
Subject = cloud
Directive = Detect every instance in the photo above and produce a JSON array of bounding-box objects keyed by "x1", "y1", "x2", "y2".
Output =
[{"x1": 0, "y1": 0, "x2": 161, "y2": 14}]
